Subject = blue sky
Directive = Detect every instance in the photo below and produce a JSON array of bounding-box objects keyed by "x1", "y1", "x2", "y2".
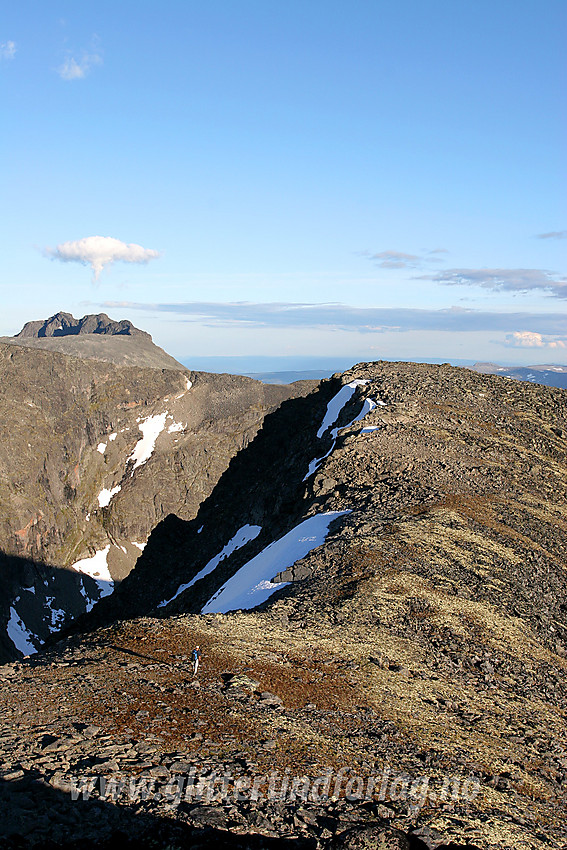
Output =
[{"x1": 2, "y1": 0, "x2": 566, "y2": 366}]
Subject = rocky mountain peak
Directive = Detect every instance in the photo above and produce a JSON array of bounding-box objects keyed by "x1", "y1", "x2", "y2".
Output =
[{"x1": 15, "y1": 311, "x2": 150, "y2": 340}]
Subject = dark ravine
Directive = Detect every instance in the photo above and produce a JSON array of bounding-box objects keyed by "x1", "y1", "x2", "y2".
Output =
[
  {"x1": 0, "y1": 340, "x2": 314, "y2": 662},
  {"x1": 1, "y1": 359, "x2": 566, "y2": 848}
]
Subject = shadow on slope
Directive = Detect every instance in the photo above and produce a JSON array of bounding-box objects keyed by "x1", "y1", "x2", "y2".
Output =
[
  {"x1": 68, "y1": 375, "x2": 354, "y2": 631},
  {"x1": 0, "y1": 772, "x2": 323, "y2": 849},
  {"x1": 0, "y1": 551, "x2": 119, "y2": 664}
]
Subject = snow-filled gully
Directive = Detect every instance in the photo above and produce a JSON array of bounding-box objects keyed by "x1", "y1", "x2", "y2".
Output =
[
  {"x1": 156, "y1": 378, "x2": 385, "y2": 617},
  {"x1": 200, "y1": 511, "x2": 351, "y2": 614},
  {"x1": 303, "y1": 379, "x2": 385, "y2": 481}
]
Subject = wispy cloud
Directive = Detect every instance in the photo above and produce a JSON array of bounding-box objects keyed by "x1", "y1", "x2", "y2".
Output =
[
  {"x1": 364, "y1": 248, "x2": 449, "y2": 270},
  {"x1": 0, "y1": 41, "x2": 16, "y2": 61},
  {"x1": 504, "y1": 331, "x2": 567, "y2": 349},
  {"x1": 45, "y1": 236, "x2": 160, "y2": 281},
  {"x1": 58, "y1": 49, "x2": 102, "y2": 80},
  {"x1": 103, "y1": 300, "x2": 567, "y2": 336},
  {"x1": 417, "y1": 268, "x2": 567, "y2": 298},
  {"x1": 370, "y1": 250, "x2": 422, "y2": 269},
  {"x1": 536, "y1": 231, "x2": 567, "y2": 240}
]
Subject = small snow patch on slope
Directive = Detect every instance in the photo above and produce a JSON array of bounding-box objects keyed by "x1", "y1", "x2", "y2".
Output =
[
  {"x1": 158, "y1": 524, "x2": 262, "y2": 608},
  {"x1": 175, "y1": 376, "x2": 193, "y2": 399},
  {"x1": 71, "y1": 546, "x2": 115, "y2": 606},
  {"x1": 167, "y1": 421, "x2": 185, "y2": 433},
  {"x1": 97, "y1": 442, "x2": 107, "y2": 454},
  {"x1": 98, "y1": 485, "x2": 121, "y2": 507},
  {"x1": 317, "y1": 380, "x2": 369, "y2": 438},
  {"x1": 127, "y1": 412, "x2": 168, "y2": 472},
  {"x1": 7, "y1": 607, "x2": 37, "y2": 655},
  {"x1": 201, "y1": 511, "x2": 350, "y2": 614},
  {"x1": 305, "y1": 382, "x2": 385, "y2": 480},
  {"x1": 45, "y1": 597, "x2": 66, "y2": 632}
]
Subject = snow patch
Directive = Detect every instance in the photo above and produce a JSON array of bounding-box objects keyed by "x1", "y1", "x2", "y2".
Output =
[
  {"x1": 97, "y1": 442, "x2": 107, "y2": 454},
  {"x1": 45, "y1": 597, "x2": 66, "y2": 632},
  {"x1": 132, "y1": 541, "x2": 146, "y2": 551},
  {"x1": 127, "y1": 412, "x2": 168, "y2": 472},
  {"x1": 72, "y1": 546, "x2": 115, "y2": 610},
  {"x1": 72, "y1": 545, "x2": 113, "y2": 582},
  {"x1": 361, "y1": 426, "x2": 380, "y2": 433},
  {"x1": 317, "y1": 380, "x2": 369, "y2": 438},
  {"x1": 167, "y1": 421, "x2": 185, "y2": 433},
  {"x1": 7, "y1": 607, "x2": 37, "y2": 655},
  {"x1": 23, "y1": 586, "x2": 35, "y2": 595},
  {"x1": 98, "y1": 485, "x2": 121, "y2": 507},
  {"x1": 175, "y1": 376, "x2": 193, "y2": 399},
  {"x1": 109, "y1": 432, "x2": 117, "y2": 441},
  {"x1": 158, "y1": 524, "x2": 262, "y2": 609},
  {"x1": 201, "y1": 511, "x2": 350, "y2": 614},
  {"x1": 305, "y1": 382, "x2": 384, "y2": 481}
]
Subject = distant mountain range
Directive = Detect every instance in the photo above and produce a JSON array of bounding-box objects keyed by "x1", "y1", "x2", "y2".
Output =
[
  {"x1": 246, "y1": 362, "x2": 567, "y2": 389},
  {"x1": 471, "y1": 361, "x2": 567, "y2": 389}
]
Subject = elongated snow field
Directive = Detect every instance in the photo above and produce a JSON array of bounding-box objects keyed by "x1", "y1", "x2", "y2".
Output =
[
  {"x1": 158, "y1": 524, "x2": 262, "y2": 608},
  {"x1": 201, "y1": 510, "x2": 350, "y2": 614},
  {"x1": 7, "y1": 606, "x2": 37, "y2": 655}
]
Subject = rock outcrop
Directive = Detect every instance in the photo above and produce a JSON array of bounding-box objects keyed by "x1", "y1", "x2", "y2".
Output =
[{"x1": 15, "y1": 311, "x2": 150, "y2": 339}]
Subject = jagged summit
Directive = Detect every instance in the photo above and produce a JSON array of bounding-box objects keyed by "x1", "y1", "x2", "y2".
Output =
[
  {"x1": 15, "y1": 311, "x2": 150, "y2": 340},
  {"x1": 1, "y1": 311, "x2": 184, "y2": 370}
]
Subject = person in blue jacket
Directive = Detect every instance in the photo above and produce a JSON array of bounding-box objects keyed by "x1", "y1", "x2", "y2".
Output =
[{"x1": 192, "y1": 645, "x2": 201, "y2": 676}]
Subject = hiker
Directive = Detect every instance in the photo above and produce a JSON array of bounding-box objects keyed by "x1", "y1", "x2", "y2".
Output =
[{"x1": 192, "y1": 645, "x2": 201, "y2": 676}]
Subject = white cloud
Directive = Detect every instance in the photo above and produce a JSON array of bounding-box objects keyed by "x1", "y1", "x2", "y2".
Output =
[
  {"x1": 0, "y1": 41, "x2": 16, "y2": 61},
  {"x1": 504, "y1": 331, "x2": 567, "y2": 349},
  {"x1": 363, "y1": 247, "x2": 449, "y2": 270},
  {"x1": 58, "y1": 50, "x2": 102, "y2": 80},
  {"x1": 45, "y1": 236, "x2": 160, "y2": 281}
]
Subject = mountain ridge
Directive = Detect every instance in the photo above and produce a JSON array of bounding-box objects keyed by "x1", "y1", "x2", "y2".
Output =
[{"x1": 2, "y1": 359, "x2": 566, "y2": 848}]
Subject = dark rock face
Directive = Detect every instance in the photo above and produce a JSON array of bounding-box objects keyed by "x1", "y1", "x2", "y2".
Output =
[
  {"x1": 0, "y1": 342, "x2": 313, "y2": 662},
  {"x1": 15, "y1": 311, "x2": 149, "y2": 339}
]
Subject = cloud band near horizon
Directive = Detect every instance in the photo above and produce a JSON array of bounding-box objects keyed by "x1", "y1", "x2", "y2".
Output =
[{"x1": 103, "y1": 300, "x2": 567, "y2": 338}]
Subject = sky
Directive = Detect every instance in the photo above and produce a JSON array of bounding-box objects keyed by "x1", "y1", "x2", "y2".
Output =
[{"x1": 2, "y1": 0, "x2": 566, "y2": 368}]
